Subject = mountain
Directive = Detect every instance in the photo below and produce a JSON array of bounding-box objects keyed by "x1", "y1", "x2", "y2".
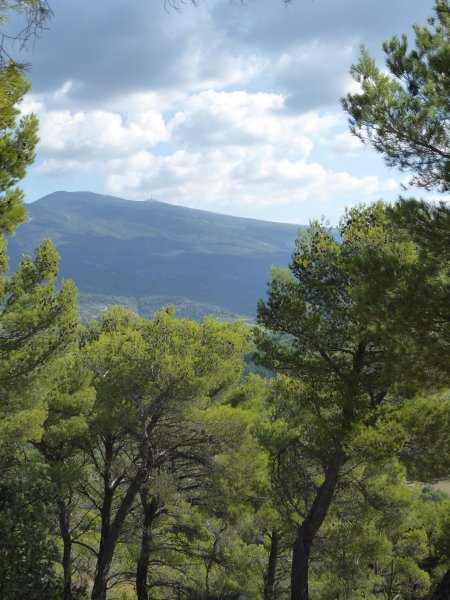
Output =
[{"x1": 8, "y1": 191, "x2": 303, "y2": 320}]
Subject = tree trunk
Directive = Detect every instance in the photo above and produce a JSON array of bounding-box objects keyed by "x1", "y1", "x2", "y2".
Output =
[
  {"x1": 91, "y1": 463, "x2": 114, "y2": 600},
  {"x1": 58, "y1": 499, "x2": 73, "y2": 600},
  {"x1": 136, "y1": 491, "x2": 161, "y2": 600},
  {"x1": 291, "y1": 525, "x2": 312, "y2": 600},
  {"x1": 90, "y1": 409, "x2": 157, "y2": 599},
  {"x1": 263, "y1": 529, "x2": 280, "y2": 600},
  {"x1": 290, "y1": 450, "x2": 345, "y2": 600},
  {"x1": 91, "y1": 466, "x2": 150, "y2": 599},
  {"x1": 91, "y1": 427, "x2": 154, "y2": 600},
  {"x1": 431, "y1": 567, "x2": 450, "y2": 598},
  {"x1": 91, "y1": 565, "x2": 109, "y2": 600}
]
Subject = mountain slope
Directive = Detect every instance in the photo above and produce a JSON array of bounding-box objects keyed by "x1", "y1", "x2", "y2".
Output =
[{"x1": 9, "y1": 191, "x2": 303, "y2": 319}]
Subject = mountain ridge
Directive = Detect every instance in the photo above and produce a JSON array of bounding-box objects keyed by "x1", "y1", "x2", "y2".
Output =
[{"x1": 10, "y1": 191, "x2": 304, "y2": 320}]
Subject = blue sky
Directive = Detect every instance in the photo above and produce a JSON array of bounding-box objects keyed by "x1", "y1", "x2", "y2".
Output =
[{"x1": 13, "y1": 0, "x2": 440, "y2": 224}]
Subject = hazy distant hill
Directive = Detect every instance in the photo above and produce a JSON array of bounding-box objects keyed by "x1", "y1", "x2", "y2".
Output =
[{"x1": 8, "y1": 192, "x2": 303, "y2": 320}]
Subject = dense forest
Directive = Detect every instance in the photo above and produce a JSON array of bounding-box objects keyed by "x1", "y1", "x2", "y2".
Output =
[{"x1": 0, "y1": 1, "x2": 449, "y2": 600}]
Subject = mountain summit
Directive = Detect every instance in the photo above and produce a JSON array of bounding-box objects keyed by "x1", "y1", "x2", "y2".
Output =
[{"x1": 9, "y1": 192, "x2": 302, "y2": 320}]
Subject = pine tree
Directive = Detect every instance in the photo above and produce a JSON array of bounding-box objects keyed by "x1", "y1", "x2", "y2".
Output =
[
  {"x1": 255, "y1": 202, "x2": 442, "y2": 600},
  {"x1": 0, "y1": 64, "x2": 78, "y2": 456},
  {"x1": 342, "y1": 0, "x2": 450, "y2": 192}
]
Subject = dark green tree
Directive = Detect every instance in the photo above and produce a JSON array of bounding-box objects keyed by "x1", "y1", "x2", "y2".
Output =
[
  {"x1": 0, "y1": 63, "x2": 78, "y2": 456},
  {"x1": 383, "y1": 199, "x2": 450, "y2": 598},
  {"x1": 0, "y1": 62, "x2": 38, "y2": 240},
  {"x1": 0, "y1": 477, "x2": 62, "y2": 600},
  {"x1": 386, "y1": 199, "x2": 450, "y2": 387},
  {"x1": 35, "y1": 350, "x2": 95, "y2": 600},
  {"x1": 78, "y1": 307, "x2": 250, "y2": 600},
  {"x1": 342, "y1": 0, "x2": 450, "y2": 192},
  {"x1": 255, "y1": 202, "x2": 442, "y2": 600},
  {"x1": 0, "y1": 53, "x2": 79, "y2": 600}
]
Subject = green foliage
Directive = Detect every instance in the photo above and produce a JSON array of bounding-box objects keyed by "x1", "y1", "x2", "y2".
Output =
[
  {"x1": 83, "y1": 307, "x2": 250, "y2": 432},
  {"x1": 40, "y1": 351, "x2": 95, "y2": 456},
  {"x1": 256, "y1": 202, "x2": 423, "y2": 416},
  {"x1": 389, "y1": 198, "x2": 450, "y2": 261},
  {"x1": 0, "y1": 62, "x2": 38, "y2": 264},
  {"x1": 386, "y1": 199, "x2": 450, "y2": 387},
  {"x1": 342, "y1": 0, "x2": 450, "y2": 192},
  {"x1": 36, "y1": 348, "x2": 95, "y2": 524},
  {"x1": 0, "y1": 240, "x2": 78, "y2": 451},
  {"x1": 307, "y1": 462, "x2": 449, "y2": 599},
  {"x1": 0, "y1": 64, "x2": 78, "y2": 456},
  {"x1": 399, "y1": 390, "x2": 450, "y2": 481},
  {"x1": 255, "y1": 201, "x2": 449, "y2": 598},
  {"x1": 0, "y1": 477, "x2": 62, "y2": 600}
]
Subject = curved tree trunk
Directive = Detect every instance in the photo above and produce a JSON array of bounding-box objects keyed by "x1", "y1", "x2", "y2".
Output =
[
  {"x1": 91, "y1": 424, "x2": 153, "y2": 600},
  {"x1": 91, "y1": 413, "x2": 156, "y2": 599},
  {"x1": 58, "y1": 498, "x2": 73, "y2": 600},
  {"x1": 431, "y1": 567, "x2": 450, "y2": 599},
  {"x1": 91, "y1": 467, "x2": 150, "y2": 600},
  {"x1": 290, "y1": 450, "x2": 345, "y2": 600},
  {"x1": 263, "y1": 529, "x2": 280, "y2": 600},
  {"x1": 91, "y1": 473, "x2": 113, "y2": 600},
  {"x1": 136, "y1": 491, "x2": 161, "y2": 600},
  {"x1": 291, "y1": 524, "x2": 313, "y2": 600}
]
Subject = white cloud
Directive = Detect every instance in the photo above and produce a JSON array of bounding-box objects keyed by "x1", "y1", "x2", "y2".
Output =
[
  {"x1": 329, "y1": 131, "x2": 369, "y2": 157},
  {"x1": 53, "y1": 81, "x2": 74, "y2": 101},
  {"x1": 34, "y1": 106, "x2": 167, "y2": 160},
  {"x1": 29, "y1": 86, "x2": 402, "y2": 218},
  {"x1": 18, "y1": 0, "x2": 438, "y2": 223},
  {"x1": 35, "y1": 158, "x2": 94, "y2": 176},
  {"x1": 105, "y1": 144, "x2": 399, "y2": 213},
  {"x1": 168, "y1": 90, "x2": 316, "y2": 154},
  {"x1": 32, "y1": 89, "x2": 331, "y2": 170}
]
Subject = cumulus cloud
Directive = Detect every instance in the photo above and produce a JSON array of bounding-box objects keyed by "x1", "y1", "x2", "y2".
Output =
[
  {"x1": 103, "y1": 143, "x2": 400, "y2": 223},
  {"x1": 18, "y1": 0, "x2": 436, "y2": 222},
  {"x1": 28, "y1": 85, "x2": 403, "y2": 221},
  {"x1": 23, "y1": 0, "x2": 434, "y2": 109},
  {"x1": 38, "y1": 109, "x2": 167, "y2": 158},
  {"x1": 168, "y1": 91, "x2": 316, "y2": 153},
  {"x1": 31, "y1": 89, "x2": 333, "y2": 168},
  {"x1": 329, "y1": 131, "x2": 369, "y2": 157},
  {"x1": 106, "y1": 147, "x2": 397, "y2": 200}
]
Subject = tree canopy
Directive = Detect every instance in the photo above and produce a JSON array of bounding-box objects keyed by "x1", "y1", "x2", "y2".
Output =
[
  {"x1": 0, "y1": 1, "x2": 449, "y2": 599},
  {"x1": 0, "y1": 1, "x2": 52, "y2": 66},
  {"x1": 255, "y1": 200, "x2": 450, "y2": 600},
  {"x1": 0, "y1": 63, "x2": 78, "y2": 457},
  {"x1": 342, "y1": 0, "x2": 450, "y2": 192}
]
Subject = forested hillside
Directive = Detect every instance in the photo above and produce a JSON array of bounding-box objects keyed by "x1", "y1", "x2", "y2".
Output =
[
  {"x1": 8, "y1": 191, "x2": 302, "y2": 320},
  {"x1": 1, "y1": 2, "x2": 449, "y2": 600}
]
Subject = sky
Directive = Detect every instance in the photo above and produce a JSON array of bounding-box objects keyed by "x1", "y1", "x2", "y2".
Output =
[{"x1": 10, "y1": 0, "x2": 440, "y2": 224}]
